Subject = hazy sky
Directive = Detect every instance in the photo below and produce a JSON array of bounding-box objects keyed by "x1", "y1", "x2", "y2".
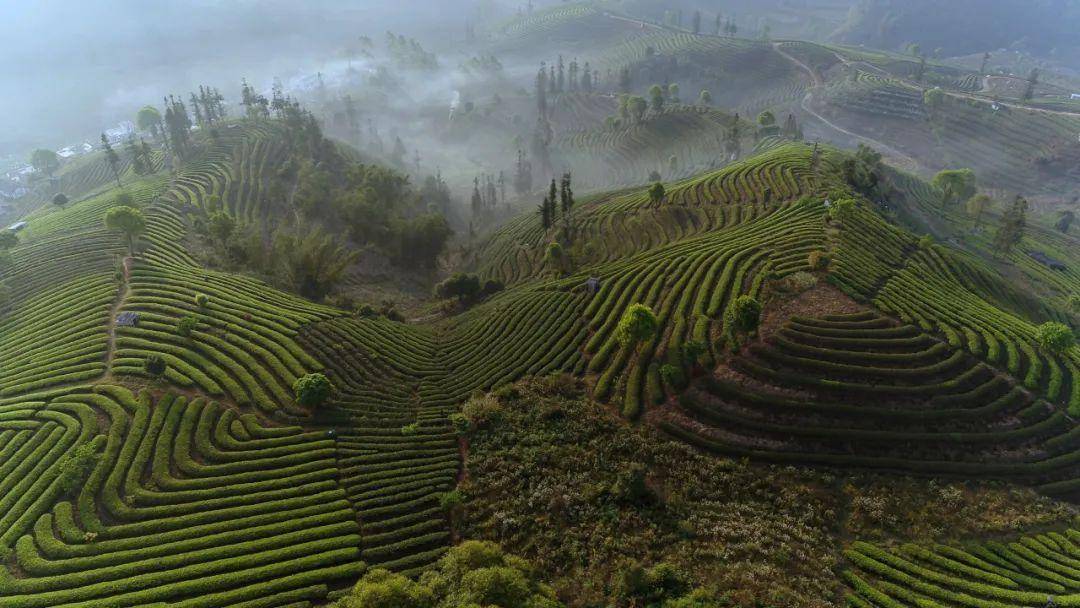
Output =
[{"x1": 0, "y1": 0, "x2": 492, "y2": 156}]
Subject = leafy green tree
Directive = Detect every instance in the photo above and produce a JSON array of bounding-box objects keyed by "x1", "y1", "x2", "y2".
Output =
[
  {"x1": 628, "y1": 96, "x2": 648, "y2": 123},
  {"x1": 30, "y1": 148, "x2": 59, "y2": 178},
  {"x1": 965, "y1": 193, "x2": 992, "y2": 228},
  {"x1": 271, "y1": 223, "x2": 357, "y2": 300},
  {"x1": 617, "y1": 304, "x2": 658, "y2": 348},
  {"x1": 136, "y1": 106, "x2": 164, "y2": 140},
  {"x1": 923, "y1": 88, "x2": 945, "y2": 109},
  {"x1": 294, "y1": 373, "x2": 333, "y2": 408},
  {"x1": 932, "y1": 169, "x2": 976, "y2": 206},
  {"x1": 1036, "y1": 322, "x2": 1075, "y2": 354},
  {"x1": 177, "y1": 315, "x2": 198, "y2": 338},
  {"x1": 544, "y1": 242, "x2": 566, "y2": 273},
  {"x1": 0, "y1": 231, "x2": 17, "y2": 251},
  {"x1": 436, "y1": 273, "x2": 482, "y2": 302},
  {"x1": 757, "y1": 111, "x2": 776, "y2": 127},
  {"x1": 698, "y1": 89, "x2": 712, "y2": 106},
  {"x1": 993, "y1": 195, "x2": 1027, "y2": 256},
  {"x1": 830, "y1": 198, "x2": 856, "y2": 222},
  {"x1": 613, "y1": 562, "x2": 690, "y2": 606},
  {"x1": 667, "y1": 83, "x2": 680, "y2": 104},
  {"x1": 338, "y1": 569, "x2": 434, "y2": 608},
  {"x1": 104, "y1": 206, "x2": 146, "y2": 257},
  {"x1": 208, "y1": 211, "x2": 236, "y2": 246},
  {"x1": 648, "y1": 85, "x2": 665, "y2": 113},
  {"x1": 52, "y1": 193, "x2": 69, "y2": 207},
  {"x1": 334, "y1": 541, "x2": 560, "y2": 608},
  {"x1": 648, "y1": 182, "x2": 666, "y2": 205},
  {"x1": 727, "y1": 296, "x2": 762, "y2": 334}
]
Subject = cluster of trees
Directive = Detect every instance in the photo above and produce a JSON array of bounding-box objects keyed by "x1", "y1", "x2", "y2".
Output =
[
  {"x1": 470, "y1": 173, "x2": 506, "y2": 222},
  {"x1": 330, "y1": 541, "x2": 561, "y2": 608},
  {"x1": 513, "y1": 150, "x2": 534, "y2": 196},
  {"x1": 434, "y1": 273, "x2": 503, "y2": 304},
  {"x1": 535, "y1": 56, "x2": 594, "y2": 108},
  {"x1": 385, "y1": 31, "x2": 438, "y2": 70},
  {"x1": 537, "y1": 173, "x2": 575, "y2": 230}
]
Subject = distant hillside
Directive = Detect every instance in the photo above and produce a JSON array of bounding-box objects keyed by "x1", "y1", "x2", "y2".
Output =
[{"x1": 832, "y1": 0, "x2": 1080, "y2": 58}]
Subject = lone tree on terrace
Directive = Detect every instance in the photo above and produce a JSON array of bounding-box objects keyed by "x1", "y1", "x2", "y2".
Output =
[
  {"x1": 294, "y1": 373, "x2": 333, "y2": 408},
  {"x1": 932, "y1": 168, "x2": 976, "y2": 207},
  {"x1": 52, "y1": 193, "x2": 69, "y2": 208},
  {"x1": 617, "y1": 304, "x2": 658, "y2": 349},
  {"x1": 1036, "y1": 322, "x2": 1075, "y2": 354},
  {"x1": 105, "y1": 205, "x2": 146, "y2": 257},
  {"x1": 648, "y1": 182, "x2": 666, "y2": 205},
  {"x1": 30, "y1": 148, "x2": 59, "y2": 178}
]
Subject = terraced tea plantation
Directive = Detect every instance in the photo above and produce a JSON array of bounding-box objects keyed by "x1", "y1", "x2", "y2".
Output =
[
  {"x1": 845, "y1": 530, "x2": 1080, "y2": 605},
  {"x1": 0, "y1": 109, "x2": 1078, "y2": 606}
]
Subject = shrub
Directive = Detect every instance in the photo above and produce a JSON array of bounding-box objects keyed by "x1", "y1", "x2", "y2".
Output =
[
  {"x1": 659, "y1": 364, "x2": 686, "y2": 390},
  {"x1": 481, "y1": 279, "x2": 505, "y2": 297},
  {"x1": 1036, "y1": 322, "x2": 1075, "y2": 354},
  {"x1": 0, "y1": 231, "x2": 18, "y2": 250},
  {"x1": 680, "y1": 341, "x2": 706, "y2": 367},
  {"x1": 648, "y1": 182, "x2": 666, "y2": 204},
  {"x1": 726, "y1": 296, "x2": 762, "y2": 335},
  {"x1": 436, "y1": 273, "x2": 482, "y2": 301},
  {"x1": 829, "y1": 198, "x2": 856, "y2": 222},
  {"x1": 400, "y1": 422, "x2": 420, "y2": 436},
  {"x1": 778, "y1": 271, "x2": 817, "y2": 294},
  {"x1": 449, "y1": 413, "x2": 472, "y2": 434},
  {"x1": 617, "y1": 304, "x2": 658, "y2": 348},
  {"x1": 462, "y1": 394, "x2": 505, "y2": 428},
  {"x1": 176, "y1": 315, "x2": 199, "y2": 337},
  {"x1": 918, "y1": 234, "x2": 935, "y2": 249},
  {"x1": 807, "y1": 250, "x2": 829, "y2": 270},
  {"x1": 337, "y1": 569, "x2": 435, "y2": 608},
  {"x1": 293, "y1": 372, "x2": 333, "y2": 408},
  {"x1": 381, "y1": 305, "x2": 405, "y2": 322},
  {"x1": 194, "y1": 293, "x2": 209, "y2": 308},
  {"x1": 1068, "y1": 294, "x2": 1080, "y2": 314},
  {"x1": 56, "y1": 442, "x2": 100, "y2": 496},
  {"x1": 439, "y1": 489, "x2": 464, "y2": 512},
  {"x1": 144, "y1": 355, "x2": 167, "y2": 378},
  {"x1": 356, "y1": 303, "x2": 379, "y2": 318},
  {"x1": 613, "y1": 562, "x2": 690, "y2": 605}
]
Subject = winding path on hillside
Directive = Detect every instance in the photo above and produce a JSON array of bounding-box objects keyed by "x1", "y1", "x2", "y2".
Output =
[{"x1": 771, "y1": 42, "x2": 924, "y2": 173}]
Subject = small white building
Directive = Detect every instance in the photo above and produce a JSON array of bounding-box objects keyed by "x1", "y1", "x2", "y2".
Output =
[{"x1": 7, "y1": 221, "x2": 28, "y2": 232}]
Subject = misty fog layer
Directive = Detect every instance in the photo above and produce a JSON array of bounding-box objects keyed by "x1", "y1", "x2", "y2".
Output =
[{"x1": 0, "y1": 0, "x2": 489, "y2": 155}]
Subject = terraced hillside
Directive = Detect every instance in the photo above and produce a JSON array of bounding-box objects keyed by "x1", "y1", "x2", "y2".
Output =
[
  {"x1": 818, "y1": 64, "x2": 1080, "y2": 195},
  {"x1": 667, "y1": 309, "x2": 1080, "y2": 497},
  {"x1": 1, "y1": 115, "x2": 1078, "y2": 605},
  {"x1": 474, "y1": 143, "x2": 824, "y2": 284},
  {"x1": 554, "y1": 105, "x2": 752, "y2": 186},
  {"x1": 598, "y1": 30, "x2": 810, "y2": 116},
  {"x1": 845, "y1": 530, "x2": 1080, "y2": 605}
]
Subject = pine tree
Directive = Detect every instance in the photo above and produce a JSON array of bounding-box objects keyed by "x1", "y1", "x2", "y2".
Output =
[
  {"x1": 139, "y1": 139, "x2": 154, "y2": 173},
  {"x1": 471, "y1": 177, "x2": 483, "y2": 219},
  {"x1": 557, "y1": 55, "x2": 565, "y2": 93},
  {"x1": 101, "y1": 133, "x2": 122, "y2": 186},
  {"x1": 582, "y1": 63, "x2": 593, "y2": 92},
  {"x1": 559, "y1": 172, "x2": 574, "y2": 215},
  {"x1": 548, "y1": 179, "x2": 558, "y2": 221},
  {"x1": 536, "y1": 64, "x2": 548, "y2": 117},
  {"x1": 539, "y1": 195, "x2": 551, "y2": 229}
]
